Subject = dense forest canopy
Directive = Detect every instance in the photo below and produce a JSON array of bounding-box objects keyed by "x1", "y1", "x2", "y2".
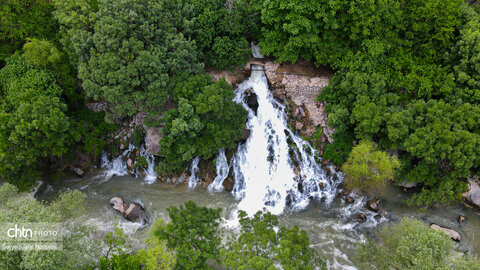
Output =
[{"x1": 1, "y1": 0, "x2": 480, "y2": 206}]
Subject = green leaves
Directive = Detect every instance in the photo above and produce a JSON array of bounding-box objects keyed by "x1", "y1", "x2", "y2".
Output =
[
  {"x1": 75, "y1": 0, "x2": 203, "y2": 122},
  {"x1": 0, "y1": 184, "x2": 97, "y2": 270},
  {"x1": 356, "y1": 218, "x2": 480, "y2": 270},
  {"x1": 221, "y1": 211, "x2": 326, "y2": 270},
  {"x1": 386, "y1": 100, "x2": 480, "y2": 205},
  {"x1": 343, "y1": 141, "x2": 400, "y2": 196},
  {"x1": 0, "y1": 55, "x2": 72, "y2": 189},
  {"x1": 0, "y1": 0, "x2": 58, "y2": 60},
  {"x1": 154, "y1": 201, "x2": 222, "y2": 270},
  {"x1": 158, "y1": 75, "x2": 247, "y2": 173}
]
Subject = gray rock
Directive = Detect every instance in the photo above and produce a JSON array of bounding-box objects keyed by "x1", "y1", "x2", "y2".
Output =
[
  {"x1": 110, "y1": 197, "x2": 126, "y2": 213},
  {"x1": 295, "y1": 122, "x2": 304, "y2": 130},
  {"x1": 357, "y1": 213, "x2": 366, "y2": 223},
  {"x1": 345, "y1": 196, "x2": 355, "y2": 203},
  {"x1": 398, "y1": 181, "x2": 417, "y2": 189},
  {"x1": 240, "y1": 128, "x2": 251, "y2": 143},
  {"x1": 223, "y1": 177, "x2": 234, "y2": 192},
  {"x1": 72, "y1": 167, "x2": 85, "y2": 177},
  {"x1": 124, "y1": 203, "x2": 147, "y2": 224},
  {"x1": 366, "y1": 198, "x2": 380, "y2": 212},
  {"x1": 463, "y1": 176, "x2": 480, "y2": 208},
  {"x1": 292, "y1": 107, "x2": 300, "y2": 118},
  {"x1": 126, "y1": 159, "x2": 134, "y2": 171},
  {"x1": 110, "y1": 197, "x2": 146, "y2": 224},
  {"x1": 458, "y1": 215, "x2": 467, "y2": 224},
  {"x1": 146, "y1": 127, "x2": 162, "y2": 155},
  {"x1": 430, "y1": 224, "x2": 461, "y2": 242}
]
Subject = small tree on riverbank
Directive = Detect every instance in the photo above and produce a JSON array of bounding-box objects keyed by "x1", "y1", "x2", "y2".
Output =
[
  {"x1": 356, "y1": 218, "x2": 480, "y2": 269},
  {"x1": 343, "y1": 140, "x2": 400, "y2": 196}
]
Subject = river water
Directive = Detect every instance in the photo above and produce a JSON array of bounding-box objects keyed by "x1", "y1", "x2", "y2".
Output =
[{"x1": 36, "y1": 65, "x2": 480, "y2": 269}]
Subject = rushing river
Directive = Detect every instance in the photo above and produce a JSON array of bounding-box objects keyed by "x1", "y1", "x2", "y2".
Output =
[{"x1": 36, "y1": 65, "x2": 480, "y2": 269}]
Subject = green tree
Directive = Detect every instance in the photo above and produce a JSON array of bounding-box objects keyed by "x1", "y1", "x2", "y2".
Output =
[
  {"x1": 0, "y1": 55, "x2": 75, "y2": 189},
  {"x1": 52, "y1": 0, "x2": 98, "y2": 65},
  {"x1": 87, "y1": 219, "x2": 175, "y2": 270},
  {"x1": 153, "y1": 201, "x2": 222, "y2": 270},
  {"x1": 210, "y1": 36, "x2": 250, "y2": 70},
  {"x1": 356, "y1": 218, "x2": 480, "y2": 270},
  {"x1": 158, "y1": 75, "x2": 247, "y2": 173},
  {"x1": 136, "y1": 220, "x2": 176, "y2": 270},
  {"x1": 448, "y1": 6, "x2": 480, "y2": 104},
  {"x1": 77, "y1": 0, "x2": 203, "y2": 122},
  {"x1": 184, "y1": 0, "x2": 259, "y2": 69},
  {"x1": 0, "y1": 0, "x2": 58, "y2": 61},
  {"x1": 89, "y1": 221, "x2": 143, "y2": 270},
  {"x1": 0, "y1": 183, "x2": 99, "y2": 270},
  {"x1": 386, "y1": 100, "x2": 480, "y2": 205},
  {"x1": 23, "y1": 38, "x2": 62, "y2": 68},
  {"x1": 343, "y1": 141, "x2": 400, "y2": 196},
  {"x1": 221, "y1": 211, "x2": 326, "y2": 270}
]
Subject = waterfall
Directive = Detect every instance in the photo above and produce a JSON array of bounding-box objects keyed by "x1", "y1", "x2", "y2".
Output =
[
  {"x1": 138, "y1": 146, "x2": 156, "y2": 184},
  {"x1": 99, "y1": 144, "x2": 156, "y2": 183},
  {"x1": 230, "y1": 65, "x2": 339, "y2": 215},
  {"x1": 251, "y1": 42, "x2": 264, "y2": 59},
  {"x1": 186, "y1": 156, "x2": 201, "y2": 188},
  {"x1": 99, "y1": 144, "x2": 134, "y2": 180},
  {"x1": 208, "y1": 149, "x2": 230, "y2": 192}
]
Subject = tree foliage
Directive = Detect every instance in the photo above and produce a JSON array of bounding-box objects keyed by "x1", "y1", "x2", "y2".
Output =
[
  {"x1": 343, "y1": 141, "x2": 400, "y2": 196},
  {"x1": 0, "y1": 183, "x2": 98, "y2": 270},
  {"x1": 356, "y1": 218, "x2": 480, "y2": 270},
  {"x1": 158, "y1": 75, "x2": 247, "y2": 173},
  {"x1": 386, "y1": 100, "x2": 480, "y2": 205},
  {"x1": 221, "y1": 211, "x2": 326, "y2": 270},
  {"x1": 0, "y1": 55, "x2": 74, "y2": 189},
  {"x1": 76, "y1": 0, "x2": 203, "y2": 122},
  {"x1": 0, "y1": 0, "x2": 58, "y2": 61},
  {"x1": 153, "y1": 201, "x2": 222, "y2": 270}
]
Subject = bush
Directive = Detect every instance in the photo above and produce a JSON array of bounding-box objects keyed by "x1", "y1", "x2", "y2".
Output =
[
  {"x1": 343, "y1": 141, "x2": 400, "y2": 196},
  {"x1": 0, "y1": 183, "x2": 98, "y2": 269},
  {"x1": 356, "y1": 217, "x2": 480, "y2": 270}
]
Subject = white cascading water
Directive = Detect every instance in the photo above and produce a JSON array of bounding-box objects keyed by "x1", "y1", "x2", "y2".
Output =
[
  {"x1": 208, "y1": 149, "x2": 230, "y2": 192},
  {"x1": 99, "y1": 143, "x2": 156, "y2": 183},
  {"x1": 186, "y1": 156, "x2": 201, "y2": 188},
  {"x1": 220, "y1": 65, "x2": 340, "y2": 215},
  {"x1": 99, "y1": 144, "x2": 134, "y2": 180}
]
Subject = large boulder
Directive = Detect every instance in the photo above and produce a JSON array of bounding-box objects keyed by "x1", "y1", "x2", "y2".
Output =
[
  {"x1": 430, "y1": 224, "x2": 461, "y2": 242},
  {"x1": 109, "y1": 197, "x2": 146, "y2": 224},
  {"x1": 146, "y1": 127, "x2": 162, "y2": 155},
  {"x1": 110, "y1": 197, "x2": 126, "y2": 213},
  {"x1": 462, "y1": 175, "x2": 480, "y2": 208},
  {"x1": 246, "y1": 92, "x2": 259, "y2": 113},
  {"x1": 124, "y1": 203, "x2": 147, "y2": 224}
]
